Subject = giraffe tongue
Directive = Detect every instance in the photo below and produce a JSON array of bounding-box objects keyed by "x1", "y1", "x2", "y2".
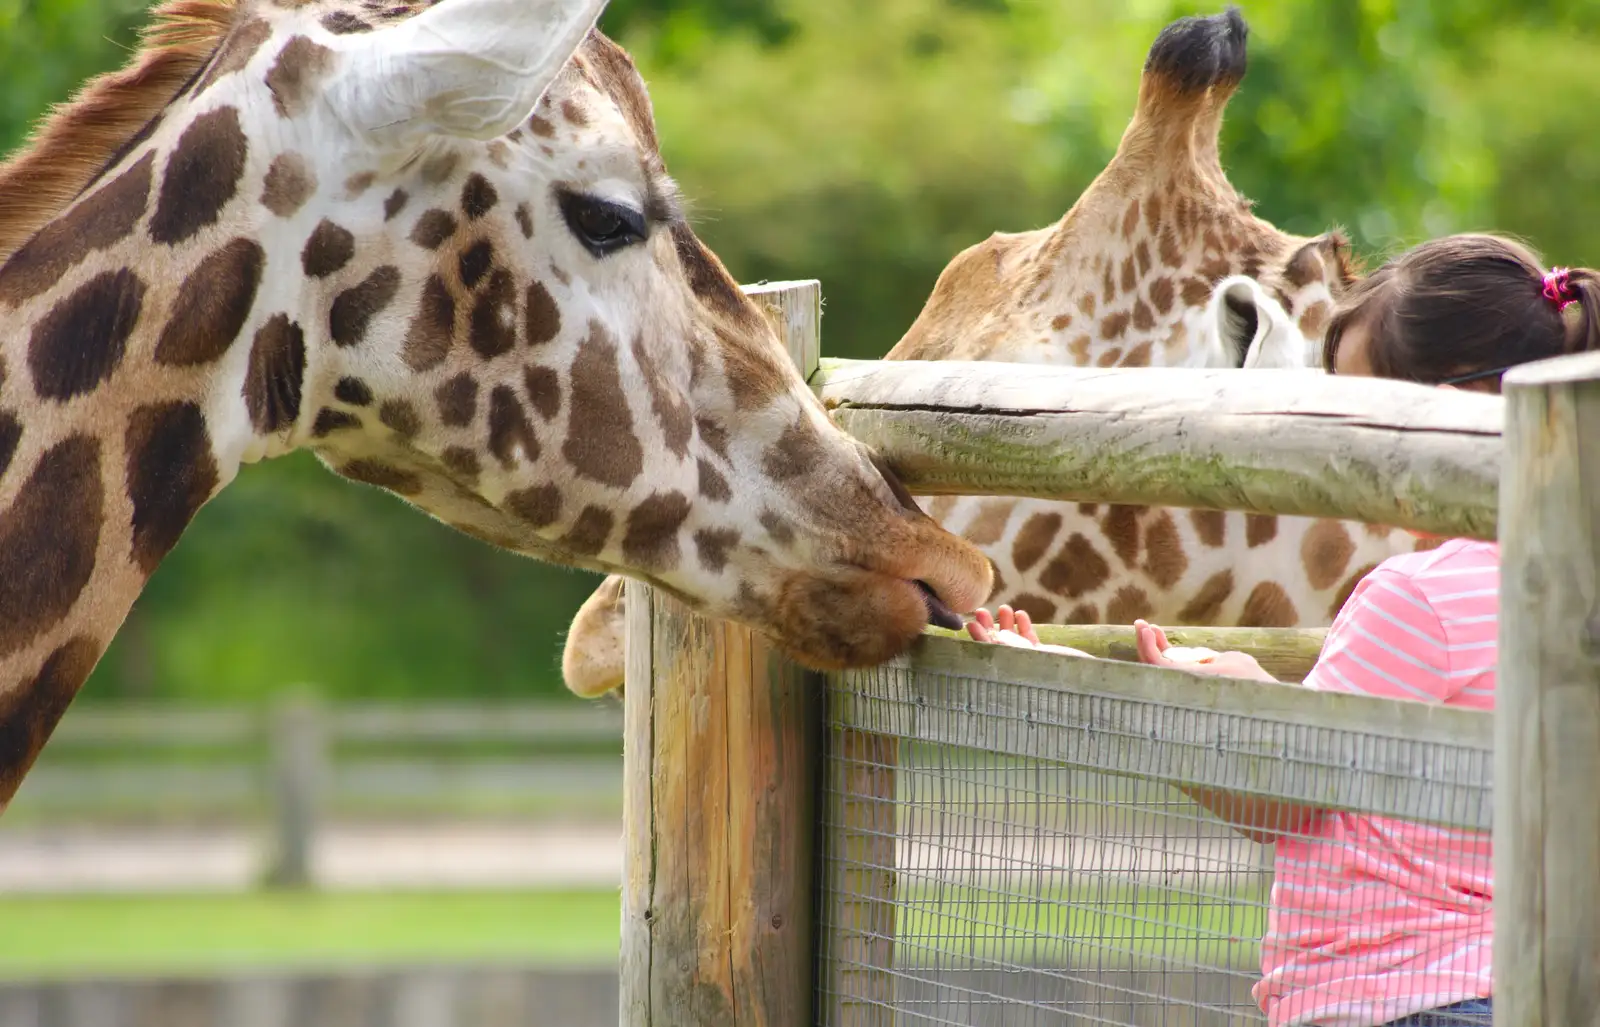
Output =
[{"x1": 915, "y1": 581, "x2": 965, "y2": 631}]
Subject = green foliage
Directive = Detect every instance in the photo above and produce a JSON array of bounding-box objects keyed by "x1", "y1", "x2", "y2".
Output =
[{"x1": 1, "y1": 0, "x2": 1593, "y2": 703}]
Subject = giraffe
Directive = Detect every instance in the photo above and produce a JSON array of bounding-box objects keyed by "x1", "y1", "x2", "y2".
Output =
[
  {"x1": 0, "y1": 0, "x2": 996, "y2": 807},
  {"x1": 559, "y1": 7, "x2": 1423, "y2": 699}
]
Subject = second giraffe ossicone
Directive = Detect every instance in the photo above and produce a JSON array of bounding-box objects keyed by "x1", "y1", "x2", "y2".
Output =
[
  {"x1": 560, "y1": 6, "x2": 1426, "y2": 700},
  {"x1": 0, "y1": 0, "x2": 996, "y2": 808}
]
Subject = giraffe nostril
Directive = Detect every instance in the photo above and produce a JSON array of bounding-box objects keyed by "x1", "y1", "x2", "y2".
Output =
[{"x1": 915, "y1": 580, "x2": 964, "y2": 631}]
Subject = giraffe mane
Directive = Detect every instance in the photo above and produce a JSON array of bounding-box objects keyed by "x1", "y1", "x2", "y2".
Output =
[{"x1": 0, "y1": 0, "x2": 239, "y2": 262}]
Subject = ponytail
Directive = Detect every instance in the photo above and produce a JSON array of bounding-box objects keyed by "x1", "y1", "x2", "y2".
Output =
[{"x1": 1561, "y1": 267, "x2": 1600, "y2": 355}]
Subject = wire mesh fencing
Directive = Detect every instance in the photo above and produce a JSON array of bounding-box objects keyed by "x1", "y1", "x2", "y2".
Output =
[{"x1": 815, "y1": 648, "x2": 1493, "y2": 1027}]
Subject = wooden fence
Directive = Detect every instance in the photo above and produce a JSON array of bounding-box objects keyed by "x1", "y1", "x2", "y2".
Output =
[
  {"x1": 9, "y1": 699, "x2": 623, "y2": 888},
  {"x1": 618, "y1": 280, "x2": 1596, "y2": 1026}
]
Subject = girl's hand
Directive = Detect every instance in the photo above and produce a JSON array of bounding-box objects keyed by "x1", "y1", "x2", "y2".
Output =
[
  {"x1": 1133, "y1": 619, "x2": 1276, "y2": 682},
  {"x1": 965, "y1": 606, "x2": 1092, "y2": 658}
]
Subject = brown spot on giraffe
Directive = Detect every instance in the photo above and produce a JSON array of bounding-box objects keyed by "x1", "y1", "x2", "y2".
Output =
[
  {"x1": 320, "y1": 10, "x2": 371, "y2": 33},
  {"x1": 154, "y1": 238, "x2": 264, "y2": 366},
  {"x1": 697, "y1": 459, "x2": 731, "y2": 502},
  {"x1": 378, "y1": 400, "x2": 421, "y2": 439},
  {"x1": 1301, "y1": 520, "x2": 1356, "y2": 591},
  {"x1": 526, "y1": 281, "x2": 561, "y2": 345},
  {"x1": 1079, "y1": 292, "x2": 1097, "y2": 318},
  {"x1": 1189, "y1": 509, "x2": 1226, "y2": 548},
  {"x1": 1120, "y1": 256, "x2": 1137, "y2": 293},
  {"x1": 0, "y1": 636, "x2": 102, "y2": 802},
  {"x1": 1009, "y1": 593, "x2": 1057, "y2": 624},
  {"x1": 1039, "y1": 535, "x2": 1111, "y2": 599},
  {"x1": 0, "y1": 437, "x2": 102, "y2": 659},
  {"x1": 1068, "y1": 335, "x2": 1092, "y2": 363},
  {"x1": 301, "y1": 220, "x2": 355, "y2": 278},
  {"x1": 1096, "y1": 347, "x2": 1123, "y2": 368},
  {"x1": 694, "y1": 529, "x2": 740, "y2": 573},
  {"x1": 441, "y1": 447, "x2": 480, "y2": 483},
  {"x1": 1180, "y1": 277, "x2": 1212, "y2": 306},
  {"x1": 507, "y1": 484, "x2": 561, "y2": 527},
  {"x1": 333, "y1": 377, "x2": 372, "y2": 406},
  {"x1": 1158, "y1": 226, "x2": 1183, "y2": 268},
  {"x1": 1149, "y1": 276, "x2": 1175, "y2": 315},
  {"x1": 760, "y1": 511, "x2": 796, "y2": 548},
  {"x1": 150, "y1": 107, "x2": 248, "y2": 246},
  {"x1": 1011, "y1": 512, "x2": 1062, "y2": 574},
  {"x1": 763, "y1": 416, "x2": 822, "y2": 481},
  {"x1": 961, "y1": 500, "x2": 1013, "y2": 548},
  {"x1": 1140, "y1": 511, "x2": 1188, "y2": 588},
  {"x1": 560, "y1": 98, "x2": 590, "y2": 128},
  {"x1": 1107, "y1": 586, "x2": 1153, "y2": 624},
  {"x1": 1123, "y1": 340, "x2": 1153, "y2": 366},
  {"x1": 1101, "y1": 505, "x2": 1142, "y2": 569},
  {"x1": 522, "y1": 365, "x2": 561, "y2": 422},
  {"x1": 125, "y1": 402, "x2": 220, "y2": 576},
  {"x1": 435, "y1": 373, "x2": 478, "y2": 427},
  {"x1": 1065, "y1": 603, "x2": 1098, "y2": 624},
  {"x1": 1329, "y1": 562, "x2": 1379, "y2": 619},
  {"x1": 29, "y1": 269, "x2": 145, "y2": 401},
  {"x1": 469, "y1": 269, "x2": 517, "y2": 358},
  {"x1": 410, "y1": 210, "x2": 457, "y2": 250},
  {"x1": 383, "y1": 189, "x2": 409, "y2": 221},
  {"x1": 631, "y1": 335, "x2": 692, "y2": 458},
  {"x1": 343, "y1": 172, "x2": 375, "y2": 197},
  {"x1": 0, "y1": 412, "x2": 19, "y2": 477},
  {"x1": 458, "y1": 241, "x2": 494, "y2": 291},
  {"x1": 1135, "y1": 241, "x2": 1152, "y2": 277},
  {"x1": 266, "y1": 36, "x2": 335, "y2": 118},
  {"x1": 338, "y1": 459, "x2": 421, "y2": 496},
  {"x1": 562, "y1": 506, "x2": 613, "y2": 556},
  {"x1": 1240, "y1": 582, "x2": 1298, "y2": 628},
  {"x1": 1050, "y1": 314, "x2": 1072, "y2": 332},
  {"x1": 1100, "y1": 311, "x2": 1130, "y2": 340},
  {"x1": 487, "y1": 386, "x2": 538, "y2": 468},
  {"x1": 330, "y1": 266, "x2": 401, "y2": 347},
  {"x1": 1121, "y1": 200, "x2": 1140, "y2": 240},
  {"x1": 243, "y1": 315, "x2": 305, "y2": 433},
  {"x1": 623, "y1": 492, "x2": 691, "y2": 571},
  {"x1": 311, "y1": 409, "x2": 360, "y2": 436},
  {"x1": 461, "y1": 174, "x2": 498, "y2": 220},
  {"x1": 193, "y1": 17, "x2": 272, "y2": 95},
  {"x1": 1246, "y1": 514, "x2": 1278, "y2": 548},
  {"x1": 0, "y1": 153, "x2": 154, "y2": 306},
  {"x1": 1131, "y1": 300, "x2": 1155, "y2": 333},
  {"x1": 403, "y1": 276, "x2": 455, "y2": 371},
  {"x1": 514, "y1": 204, "x2": 534, "y2": 239},
  {"x1": 562, "y1": 325, "x2": 643, "y2": 487},
  {"x1": 261, "y1": 154, "x2": 316, "y2": 217},
  {"x1": 1178, "y1": 570, "x2": 1235, "y2": 623}
]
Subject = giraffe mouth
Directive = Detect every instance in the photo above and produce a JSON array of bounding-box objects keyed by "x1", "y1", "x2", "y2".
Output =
[{"x1": 915, "y1": 580, "x2": 965, "y2": 632}]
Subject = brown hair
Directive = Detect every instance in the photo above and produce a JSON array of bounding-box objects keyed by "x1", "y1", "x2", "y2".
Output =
[{"x1": 1322, "y1": 233, "x2": 1600, "y2": 390}]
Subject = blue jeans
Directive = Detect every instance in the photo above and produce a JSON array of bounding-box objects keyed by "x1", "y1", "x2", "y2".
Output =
[{"x1": 1384, "y1": 998, "x2": 1493, "y2": 1025}]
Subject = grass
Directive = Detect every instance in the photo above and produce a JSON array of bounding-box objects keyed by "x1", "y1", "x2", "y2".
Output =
[{"x1": 0, "y1": 890, "x2": 621, "y2": 981}]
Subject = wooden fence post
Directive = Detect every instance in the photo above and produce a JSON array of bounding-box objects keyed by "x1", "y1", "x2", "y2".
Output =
[
  {"x1": 263, "y1": 689, "x2": 327, "y2": 890},
  {"x1": 620, "y1": 281, "x2": 825, "y2": 1027},
  {"x1": 1495, "y1": 352, "x2": 1600, "y2": 1026}
]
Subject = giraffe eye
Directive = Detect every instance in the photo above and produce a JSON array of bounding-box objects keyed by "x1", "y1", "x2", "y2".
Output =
[{"x1": 557, "y1": 191, "x2": 647, "y2": 258}]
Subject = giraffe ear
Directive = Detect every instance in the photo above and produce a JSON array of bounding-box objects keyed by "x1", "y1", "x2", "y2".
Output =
[
  {"x1": 327, "y1": 0, "x2": 609, "y2": 147},
  {"x1": 1208, "y1": 276, "x2": 1311, "y2": 370}
]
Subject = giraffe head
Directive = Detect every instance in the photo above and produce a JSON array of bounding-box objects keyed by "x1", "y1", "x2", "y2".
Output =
[
  {"x1": 0, "y1": 0, "x2": 993, "y2": 682},
  {"x1": 887, "y1": 7, "x2": 1359, "y2": 373}
]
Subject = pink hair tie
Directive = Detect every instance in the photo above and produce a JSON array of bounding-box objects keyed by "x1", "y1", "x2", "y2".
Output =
[{"x1": 1543, "y1": 267, "x2": 1578, "y2": 311}]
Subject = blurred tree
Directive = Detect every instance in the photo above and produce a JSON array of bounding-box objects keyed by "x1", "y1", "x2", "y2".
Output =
[{"x1": 1, "y1": 0, "x2": 1592, "y2": 703}]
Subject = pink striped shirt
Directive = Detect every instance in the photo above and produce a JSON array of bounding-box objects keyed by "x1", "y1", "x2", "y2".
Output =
[{"x1": 1254, "y1": 538, "x2": 1498, "y2": 1027}]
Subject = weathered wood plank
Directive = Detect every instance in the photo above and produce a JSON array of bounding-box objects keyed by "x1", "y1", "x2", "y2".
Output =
[
  {"x1": 925, "y1": 624, "x2": 1327, "y2": 682},
  {"x1": 820, "y1": 727, "x2": 897, "y2": 1027},
  {"x1": 1495, "y1": 352, "x2": 1600, "y2": 1027},
  {"x1": 828, "y1": 634, "x2": 1493, "y2": 831},
  {"x1": 619, "y1": 282, "x2": 824, "y2": 1027},
  {"x1": 812, "y1": 358, "x2": 1503, "y2": 537}
]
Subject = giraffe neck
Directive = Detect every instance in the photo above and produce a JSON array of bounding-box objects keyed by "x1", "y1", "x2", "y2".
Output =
[{"x1": 0, "y1": 177, "x2": 276, "y2": 803}]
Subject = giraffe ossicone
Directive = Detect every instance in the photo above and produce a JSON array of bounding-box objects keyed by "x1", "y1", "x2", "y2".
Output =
[
  {"x1": 0, "y1": 0, "x2": 994, "y2": 805},
  {"x1": 560, "y1": 6, "x2": 1425, "y2": 700}
]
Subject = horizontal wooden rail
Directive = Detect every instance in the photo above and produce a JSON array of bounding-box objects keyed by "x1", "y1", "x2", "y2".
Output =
[
  {"x1": 812, "y1": 358, "x2": 1503, "y2": 538},
  {"x1": 831, "y1": 634, "x2": 1493, "y2": 831}
]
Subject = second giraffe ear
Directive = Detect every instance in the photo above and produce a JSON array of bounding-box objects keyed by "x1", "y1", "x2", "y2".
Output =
[{"x1": 326, "y1": 0, "x2": 608, "y2": 148}]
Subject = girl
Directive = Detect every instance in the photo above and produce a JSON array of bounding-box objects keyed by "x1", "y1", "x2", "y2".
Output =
[{"x1": 967, "y1": 234, "x2": 1599, "y2": 1027}]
